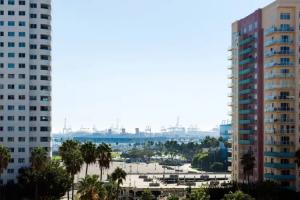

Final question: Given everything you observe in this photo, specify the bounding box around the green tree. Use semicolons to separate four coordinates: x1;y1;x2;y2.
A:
168;194;179;200
190;188;210;200
18;160;72;200
78;175;106;200
80;141;97;177
210;162;225;172
30;147;49;200
110;167;127;199
59;140;84;200
0;145;11;199
224;190;254;200
141;189;154;200
97;143;112;181
241;153;255;184
0;145;11;181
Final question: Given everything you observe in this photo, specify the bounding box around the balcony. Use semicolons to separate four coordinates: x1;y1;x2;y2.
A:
264;151;294;158
239;36;254;46
239;78;254;85
265;73;294;79
265;95;294;101
265;141;294;146
264;173;295;181
239;119;254;124
228;73;233;79
239;109;254;115
239;67;255;76
228;55;233;60
265;84;294;90
264;26;294;36
264;61;294;68
239;99;253;104
264;39;293;47
265;107;294;112
239;57;254;65
265;50;294;57
264;118;294;124
265;129;295;135
228;157;232;162
264;163;295;169
239;129;254;134
239;139;254;145
239;88;253;95
239;47;253;56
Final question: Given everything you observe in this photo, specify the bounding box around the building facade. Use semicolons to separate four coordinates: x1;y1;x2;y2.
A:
0;0;51;184
219;123;232;141
229;0;300;191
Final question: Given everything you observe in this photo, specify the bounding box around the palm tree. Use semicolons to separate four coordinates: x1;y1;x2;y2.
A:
78;175;106;200
59;140;84;200
80;141;97;177
241;152;255;185
97;143;112;181
0;145;11;181
295;149;300;168
111;167;127;199
30;147;49;200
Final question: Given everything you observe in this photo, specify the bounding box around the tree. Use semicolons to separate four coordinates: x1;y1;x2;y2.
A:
0;145;11;199
80;141;97;177
210;162;225;172
110;167;127;199
168;194;179;200
30;147;49;200
97;143;112;181
0;145;11;181
224;191;254;200
18;160;72;200
59;140;84;200
78;175;106;200
240;153;255;184
190;188;210;200
141;189;154;200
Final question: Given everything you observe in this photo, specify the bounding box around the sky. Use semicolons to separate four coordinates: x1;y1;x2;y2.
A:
52;0;274;133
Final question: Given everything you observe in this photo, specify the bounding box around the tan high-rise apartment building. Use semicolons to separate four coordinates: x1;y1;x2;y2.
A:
229;0;300;191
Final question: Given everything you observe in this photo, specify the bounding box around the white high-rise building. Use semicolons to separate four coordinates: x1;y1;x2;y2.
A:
0;0;51;184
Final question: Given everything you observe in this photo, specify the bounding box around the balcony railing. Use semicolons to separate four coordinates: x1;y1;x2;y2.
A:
264;39;293;47
239;139;254;145
264;118;294;123
239;109;254;115
264;173;295;181
239;129;254;134
239;47;253;56
264;163;295;169
239;119;255;124
265;84;294;90
239;99;253;104
265;73;294;79
239;36;254;46
265;107;294;112
264;26;294;36
265;50;294;57
239;88;253;95
265;96;294;101
239;58;254;65
264;151;294;158
265;141;294;146
265;129;295;134
265;61;294;68
239;67;255;76
239;78;254;85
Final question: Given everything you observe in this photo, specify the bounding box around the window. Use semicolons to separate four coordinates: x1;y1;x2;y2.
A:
8;32;15;37
8;21;15;26
7;169;14;174
8;42;15;47
30;3;37;8
19;11;25;16
8;53;15;58
280;13;291;20
18;158;25;163
0;21;3;26
8;11;15;15
19;21;26;26
18;105;25;110
8;63;15;68
18;148;25;153
19;63;25;68
19;32;26;37
19;0;25;5
7;127;14;132
8;0;15;5
30;13;37;18
18;127;25;132
19;42;26;47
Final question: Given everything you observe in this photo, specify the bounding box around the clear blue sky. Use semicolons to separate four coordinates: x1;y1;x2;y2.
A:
52;0;274;133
